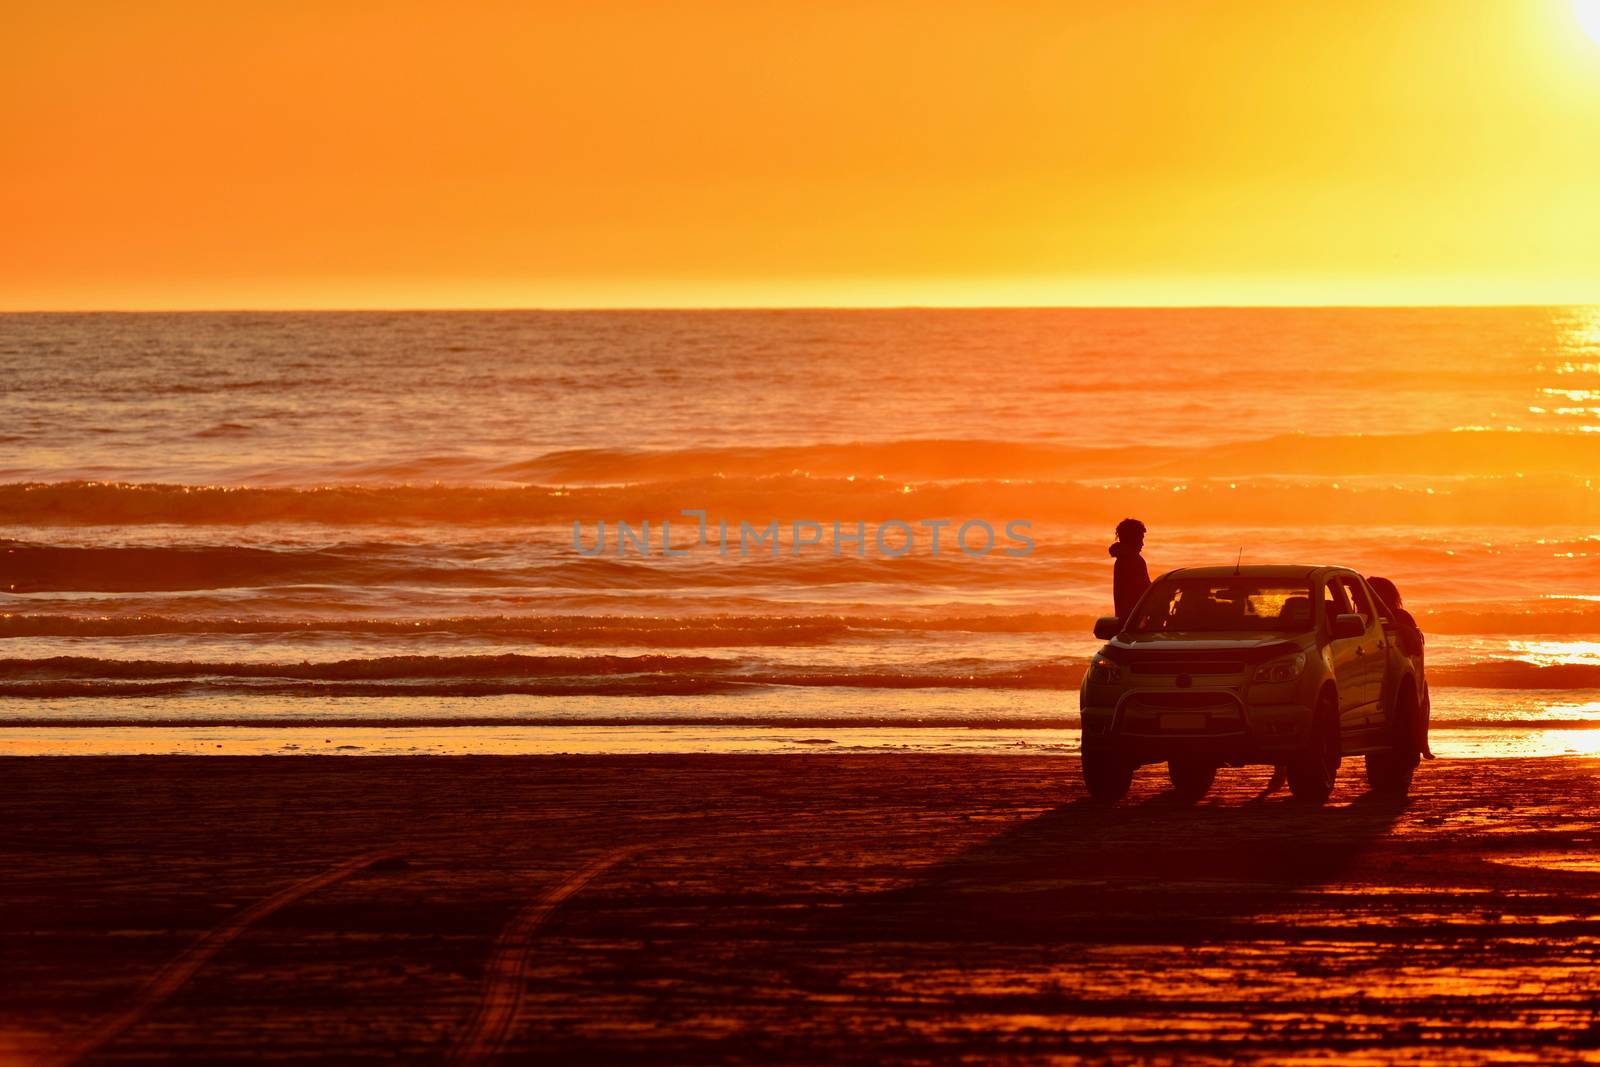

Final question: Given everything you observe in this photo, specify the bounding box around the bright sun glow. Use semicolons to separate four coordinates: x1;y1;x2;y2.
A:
1577;0;1600;46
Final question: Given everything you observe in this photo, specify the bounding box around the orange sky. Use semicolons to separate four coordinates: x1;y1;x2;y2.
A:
5;0;1600;309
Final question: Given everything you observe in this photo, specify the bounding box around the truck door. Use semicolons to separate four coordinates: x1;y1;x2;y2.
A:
1322;579;1367;733
1336;575;1384;723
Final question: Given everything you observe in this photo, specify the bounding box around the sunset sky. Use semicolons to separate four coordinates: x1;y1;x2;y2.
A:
5;0;1600;309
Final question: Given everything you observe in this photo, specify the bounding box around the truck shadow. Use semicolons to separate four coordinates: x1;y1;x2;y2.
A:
823;781;1409;946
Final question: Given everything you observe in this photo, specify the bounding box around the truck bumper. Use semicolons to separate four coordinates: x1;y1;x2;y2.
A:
1081;696;1314;766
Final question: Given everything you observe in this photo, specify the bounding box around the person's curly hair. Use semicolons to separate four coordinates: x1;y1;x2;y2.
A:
1114;517;1146;542
1368;575;1402;609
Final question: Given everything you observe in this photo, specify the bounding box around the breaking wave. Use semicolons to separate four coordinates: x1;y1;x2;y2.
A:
9;607;1600;641
0;612;1091;642
494;430;1600;484
42;429;1598;487
2;654;1598;696
5;474;1599;528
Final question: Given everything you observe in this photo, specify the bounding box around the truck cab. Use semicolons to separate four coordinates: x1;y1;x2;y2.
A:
1078;565;1426;804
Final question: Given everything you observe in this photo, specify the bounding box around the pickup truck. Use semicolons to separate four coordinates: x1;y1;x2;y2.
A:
1079;565;1428;804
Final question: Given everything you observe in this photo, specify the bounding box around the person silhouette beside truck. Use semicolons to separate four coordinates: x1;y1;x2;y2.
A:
1367;575;1434;760
1109;518;1150;622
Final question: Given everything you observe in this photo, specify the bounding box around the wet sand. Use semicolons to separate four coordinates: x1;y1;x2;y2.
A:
4;754;1599;1064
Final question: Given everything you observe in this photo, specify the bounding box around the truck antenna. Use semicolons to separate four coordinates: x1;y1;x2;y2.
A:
1234;547;1243;575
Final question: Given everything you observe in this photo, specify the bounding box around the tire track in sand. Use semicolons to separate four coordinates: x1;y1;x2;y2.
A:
52;847;404;1066
447;846;644;1066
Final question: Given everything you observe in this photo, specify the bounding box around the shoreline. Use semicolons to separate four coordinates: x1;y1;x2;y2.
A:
2;722;1598;758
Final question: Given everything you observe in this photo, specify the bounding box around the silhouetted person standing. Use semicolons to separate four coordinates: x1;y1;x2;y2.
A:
1110;518;1150;621
1367;577;1422;656
1369;575;1434;760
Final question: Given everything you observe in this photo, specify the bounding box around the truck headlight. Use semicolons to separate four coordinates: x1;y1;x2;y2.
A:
1089;653;1124;684
1252;652;1307;684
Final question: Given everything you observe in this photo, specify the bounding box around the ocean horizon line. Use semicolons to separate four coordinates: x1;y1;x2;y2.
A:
4;302;1599;315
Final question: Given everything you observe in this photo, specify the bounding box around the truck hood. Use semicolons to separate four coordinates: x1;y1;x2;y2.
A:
1101;632;1309;662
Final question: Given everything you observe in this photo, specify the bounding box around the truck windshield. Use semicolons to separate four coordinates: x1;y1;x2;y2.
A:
1129;579;1313;633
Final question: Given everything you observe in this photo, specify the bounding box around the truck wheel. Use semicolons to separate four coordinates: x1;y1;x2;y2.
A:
1287;693;1341;805
1366;684;1421;796
1167;758;1216;802
1082;750;1134;803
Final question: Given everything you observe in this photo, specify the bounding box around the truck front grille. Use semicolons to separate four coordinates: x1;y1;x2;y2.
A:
1120;691;1244;735
1130;659;1246;677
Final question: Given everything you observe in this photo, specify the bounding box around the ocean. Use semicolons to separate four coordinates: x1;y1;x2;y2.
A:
3;307;1600;757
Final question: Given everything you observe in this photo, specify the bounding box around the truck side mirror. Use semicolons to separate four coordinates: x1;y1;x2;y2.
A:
1093;616;1122;640
1331;613;1366;639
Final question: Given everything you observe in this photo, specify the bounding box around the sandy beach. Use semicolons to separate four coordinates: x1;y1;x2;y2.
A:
5;754;1599;1064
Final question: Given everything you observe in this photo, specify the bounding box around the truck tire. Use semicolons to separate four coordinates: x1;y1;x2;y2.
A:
1287;692;1341;805
1082;749;1134;803
1168;758;1216;802
1366;682;1420;796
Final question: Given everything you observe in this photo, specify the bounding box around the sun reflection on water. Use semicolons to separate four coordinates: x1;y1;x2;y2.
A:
1504;640;1600;666
1533;308;1600;430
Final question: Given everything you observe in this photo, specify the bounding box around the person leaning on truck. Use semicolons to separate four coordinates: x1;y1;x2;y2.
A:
1109;517;1151;621
1367;574;1435;760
